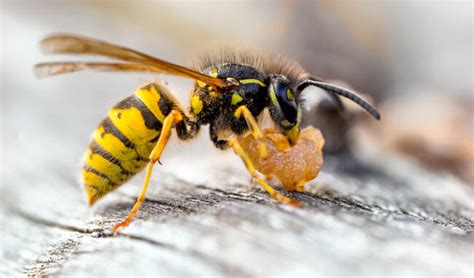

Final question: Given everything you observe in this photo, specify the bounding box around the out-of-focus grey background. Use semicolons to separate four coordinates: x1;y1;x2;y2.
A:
1;1;473;277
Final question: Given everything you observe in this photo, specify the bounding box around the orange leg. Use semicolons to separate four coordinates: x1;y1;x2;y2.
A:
112;110;183;234
228;138;301;207
234;105;267;158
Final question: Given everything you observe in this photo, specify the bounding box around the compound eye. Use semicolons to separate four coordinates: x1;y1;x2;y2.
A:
274;82;298;124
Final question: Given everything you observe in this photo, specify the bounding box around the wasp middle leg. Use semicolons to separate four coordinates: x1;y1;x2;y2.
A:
230;105;300;206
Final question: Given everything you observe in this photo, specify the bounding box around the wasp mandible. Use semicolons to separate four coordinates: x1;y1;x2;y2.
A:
35;34;380;233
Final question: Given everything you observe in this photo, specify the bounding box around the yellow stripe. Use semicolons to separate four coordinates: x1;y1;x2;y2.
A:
108;107;160;147
121;160;147;173
82;169;113;188
84;149;128;185
135;142;157;159
240;79;266;87
135;85;166;122
92;129;145;173
287;89;295;100
82;169;115;206
93;126;137;161
270;85;280;107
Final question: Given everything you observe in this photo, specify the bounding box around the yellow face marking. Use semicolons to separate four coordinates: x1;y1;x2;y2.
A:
191;94;203;114
287;89;295;100
135;86;165;122
108;107;160;146
240;79;267;87
269;85;280;107
84;149;127;184
231;93;244;105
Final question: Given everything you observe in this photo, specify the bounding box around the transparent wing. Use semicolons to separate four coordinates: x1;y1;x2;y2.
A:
37;34;228;87
34;62;175;78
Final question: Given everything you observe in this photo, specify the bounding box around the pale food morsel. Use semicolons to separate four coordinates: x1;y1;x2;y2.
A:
238;127;325;192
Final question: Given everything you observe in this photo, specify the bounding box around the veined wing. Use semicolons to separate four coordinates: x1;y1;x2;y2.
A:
37;34;228;87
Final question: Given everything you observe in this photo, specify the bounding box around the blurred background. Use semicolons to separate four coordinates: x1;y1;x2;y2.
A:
1;0;473;276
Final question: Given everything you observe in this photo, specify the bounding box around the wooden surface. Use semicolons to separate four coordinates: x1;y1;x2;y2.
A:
2;146;473;277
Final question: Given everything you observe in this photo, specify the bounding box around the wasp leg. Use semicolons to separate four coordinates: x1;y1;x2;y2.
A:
234;105;264;139
228;138;301;207
234;105;268;158
210;106;265;151
112;110;183;234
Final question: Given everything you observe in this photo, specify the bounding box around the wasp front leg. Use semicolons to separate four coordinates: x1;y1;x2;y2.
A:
228;138;301;207
234;105;269;159
229;105;300;206
209;105;266;154
234;105;264;139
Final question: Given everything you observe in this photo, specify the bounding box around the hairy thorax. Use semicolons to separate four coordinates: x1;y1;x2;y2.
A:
189;64;268;137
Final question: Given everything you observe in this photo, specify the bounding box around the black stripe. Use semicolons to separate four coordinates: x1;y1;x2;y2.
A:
113;95;163;131
101;117;135;149
157;94;172;117
83;166;118;186
84;184;100;190
89;140;146;173
89;140;122;165
143;84;196;140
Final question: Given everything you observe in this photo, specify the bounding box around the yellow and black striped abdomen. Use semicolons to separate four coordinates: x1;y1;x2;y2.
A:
83;83;175;205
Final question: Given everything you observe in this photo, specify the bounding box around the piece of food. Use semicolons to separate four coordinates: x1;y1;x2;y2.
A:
238;127;325;191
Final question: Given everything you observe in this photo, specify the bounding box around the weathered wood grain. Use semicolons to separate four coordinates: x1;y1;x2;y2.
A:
2;150;473;277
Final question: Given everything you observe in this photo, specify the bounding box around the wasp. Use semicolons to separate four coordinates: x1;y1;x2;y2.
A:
35;34;380;233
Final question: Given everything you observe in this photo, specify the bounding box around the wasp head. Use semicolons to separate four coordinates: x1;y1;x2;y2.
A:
267;75;301;145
